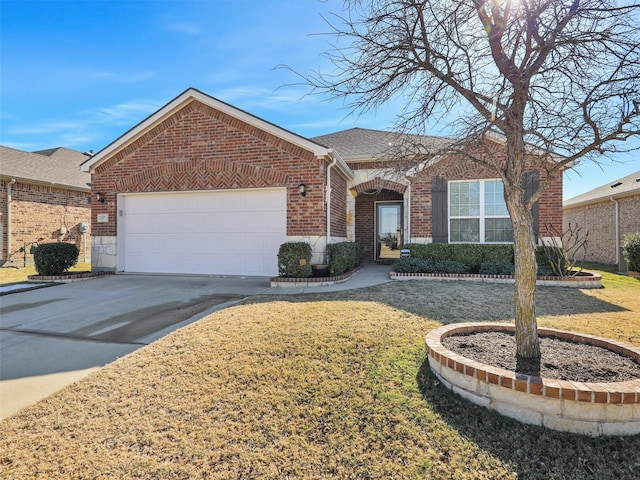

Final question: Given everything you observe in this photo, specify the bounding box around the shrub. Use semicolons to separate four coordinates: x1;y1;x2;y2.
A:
277;242;312;278
622;233;640;272
392;257;470;274
33;242;79;276
535;246;565;276
392;257;431;273
479;260;515;275
403;243;513;272
328;242;362;276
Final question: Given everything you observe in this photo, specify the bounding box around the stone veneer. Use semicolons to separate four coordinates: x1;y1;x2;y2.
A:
426;323;640;436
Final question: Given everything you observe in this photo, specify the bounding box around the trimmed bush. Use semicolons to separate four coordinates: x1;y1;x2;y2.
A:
277;242;312;278
392;258;431;273
622;233;640;272
328;242;362;276
479;260;515;275
33;242;79;276
403;243;514;272
392;257;470;274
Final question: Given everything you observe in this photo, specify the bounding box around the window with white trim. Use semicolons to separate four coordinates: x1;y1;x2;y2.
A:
449;179;513;243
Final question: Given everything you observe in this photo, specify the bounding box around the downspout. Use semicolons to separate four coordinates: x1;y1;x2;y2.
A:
6;178;16;262
325;152;338;263
610;196;619;264
404;179;412;245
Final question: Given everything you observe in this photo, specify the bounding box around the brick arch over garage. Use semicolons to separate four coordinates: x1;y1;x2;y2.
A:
350;177;407;195
114;159;289;193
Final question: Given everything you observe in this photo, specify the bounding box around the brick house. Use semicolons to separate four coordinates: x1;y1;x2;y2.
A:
0;146;92;264
563;170;640;265
81;88;563;276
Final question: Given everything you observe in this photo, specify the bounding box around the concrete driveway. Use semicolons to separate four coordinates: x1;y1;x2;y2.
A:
0;274;274;418
0;266;392;419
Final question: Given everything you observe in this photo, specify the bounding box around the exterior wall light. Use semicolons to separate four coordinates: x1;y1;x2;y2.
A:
96;192;105;203
298;183;307;197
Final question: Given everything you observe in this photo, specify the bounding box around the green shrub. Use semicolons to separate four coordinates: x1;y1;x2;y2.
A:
535;246;565;276
277;242;312;278
33;242;79;276
392;257;470;274
328;242;362;276
403;243;514;272
479;260;515;275
622;233;640;271
392;258;431;273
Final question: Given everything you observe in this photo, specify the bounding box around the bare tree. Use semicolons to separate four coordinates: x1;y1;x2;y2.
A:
297;0;640;363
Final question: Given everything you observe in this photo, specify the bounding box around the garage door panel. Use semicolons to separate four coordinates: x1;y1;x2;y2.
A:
120;189;286;276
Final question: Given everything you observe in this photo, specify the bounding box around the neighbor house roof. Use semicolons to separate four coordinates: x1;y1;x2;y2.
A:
0;145;91;191
563;170;640;209
80;87;354;180
33;147;93;162
312;128;455;162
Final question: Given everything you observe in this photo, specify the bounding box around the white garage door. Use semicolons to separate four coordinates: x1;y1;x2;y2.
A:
118;188;286;276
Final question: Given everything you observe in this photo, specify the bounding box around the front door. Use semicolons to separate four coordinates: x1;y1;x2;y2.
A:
376;202;403;260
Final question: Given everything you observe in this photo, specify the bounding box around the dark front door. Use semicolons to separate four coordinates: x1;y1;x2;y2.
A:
376;202;403;260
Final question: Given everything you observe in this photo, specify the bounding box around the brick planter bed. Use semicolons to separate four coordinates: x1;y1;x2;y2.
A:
270;267;362;288
392;271;602;288
27;271;114;283
426;323;640;436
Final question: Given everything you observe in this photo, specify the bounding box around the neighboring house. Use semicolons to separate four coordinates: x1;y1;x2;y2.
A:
0;146;92;264
563;170;640;265
81;88;564;276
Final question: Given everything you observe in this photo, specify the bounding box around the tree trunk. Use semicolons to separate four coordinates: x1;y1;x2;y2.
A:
504;116;541;368
510;201;541;364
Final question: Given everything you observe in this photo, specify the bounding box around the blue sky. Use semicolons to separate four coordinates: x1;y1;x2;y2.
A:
1;0;638;200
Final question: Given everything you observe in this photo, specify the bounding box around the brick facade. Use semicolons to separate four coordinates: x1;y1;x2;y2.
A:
91;100;346;239
348;151;563;263
564;194;640;264
0;181;91;263
413;155;563;239
330;172;347;237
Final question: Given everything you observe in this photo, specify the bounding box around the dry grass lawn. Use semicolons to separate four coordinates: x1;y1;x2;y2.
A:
1;267;638;479
0;262;92;284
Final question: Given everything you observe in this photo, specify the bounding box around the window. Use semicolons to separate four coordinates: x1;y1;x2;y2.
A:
449;179;513;243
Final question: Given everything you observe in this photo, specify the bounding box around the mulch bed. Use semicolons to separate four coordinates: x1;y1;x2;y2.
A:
443;331;640;382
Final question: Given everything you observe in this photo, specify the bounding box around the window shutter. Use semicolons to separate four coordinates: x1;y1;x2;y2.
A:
522;171;539;242
432;175;448;243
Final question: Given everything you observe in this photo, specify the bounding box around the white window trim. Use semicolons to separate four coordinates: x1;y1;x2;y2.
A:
448;178;512;244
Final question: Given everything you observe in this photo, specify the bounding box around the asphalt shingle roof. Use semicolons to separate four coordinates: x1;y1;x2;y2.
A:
563;169;640;208
311;127;454;161
0;146;91;191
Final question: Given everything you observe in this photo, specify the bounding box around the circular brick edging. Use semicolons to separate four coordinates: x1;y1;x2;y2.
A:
425;323;640;436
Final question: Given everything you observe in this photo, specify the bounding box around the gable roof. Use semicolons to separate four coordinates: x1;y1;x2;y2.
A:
0;145;91;191
563;170;640;209
312;127;454;162
80;88;352;179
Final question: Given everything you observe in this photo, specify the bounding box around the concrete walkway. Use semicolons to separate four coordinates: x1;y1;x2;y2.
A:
0;265;391;419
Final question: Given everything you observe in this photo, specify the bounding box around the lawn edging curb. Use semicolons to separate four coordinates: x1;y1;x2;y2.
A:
27;271;114;283
393;271;602;288
269;266;363;288
426;322;640;436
